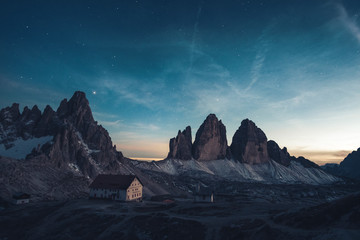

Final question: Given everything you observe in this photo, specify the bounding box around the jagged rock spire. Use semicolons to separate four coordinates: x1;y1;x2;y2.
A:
167;126;192;160
230;119;269;164
192;114;230;160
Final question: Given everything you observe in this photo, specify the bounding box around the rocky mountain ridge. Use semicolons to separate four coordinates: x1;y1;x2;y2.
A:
0;91;123;178
166;113;322;170
0;92;343;202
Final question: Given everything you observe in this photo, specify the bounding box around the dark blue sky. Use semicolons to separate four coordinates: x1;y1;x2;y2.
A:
1;0;360;163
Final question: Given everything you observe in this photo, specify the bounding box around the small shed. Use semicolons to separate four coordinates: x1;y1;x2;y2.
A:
89;174;143;202
12;192;30;204
194;184;214;203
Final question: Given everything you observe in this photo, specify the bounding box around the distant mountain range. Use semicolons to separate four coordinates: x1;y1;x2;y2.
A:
136;113;339;184
0;91;358;201
322;148;360;180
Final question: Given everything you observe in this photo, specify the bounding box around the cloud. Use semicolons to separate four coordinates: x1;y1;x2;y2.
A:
92;111;118;119
289;149;350;165
336;3;360;44
246;52;266;91
245;24;274;91
96;118;160;132
102;78;154;108
266;91;315;111
188;2;204;76
133;123;160;131
0;76;66;109
98;119;124;128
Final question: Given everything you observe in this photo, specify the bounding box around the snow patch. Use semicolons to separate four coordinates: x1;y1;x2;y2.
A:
75;132;100;154
75;131;102;174
25;120;34;125
68;163;81;172
0;136;53;159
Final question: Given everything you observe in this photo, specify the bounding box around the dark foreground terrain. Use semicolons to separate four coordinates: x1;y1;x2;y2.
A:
1;183;360;240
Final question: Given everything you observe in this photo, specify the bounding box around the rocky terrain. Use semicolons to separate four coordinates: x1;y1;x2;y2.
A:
0;183;359;240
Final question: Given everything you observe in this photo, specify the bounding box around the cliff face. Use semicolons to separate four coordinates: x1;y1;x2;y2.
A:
192;114;230;161
167;126;192;160
230;119;269;164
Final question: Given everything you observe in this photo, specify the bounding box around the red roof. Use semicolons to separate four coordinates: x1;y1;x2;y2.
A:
89;174;142;190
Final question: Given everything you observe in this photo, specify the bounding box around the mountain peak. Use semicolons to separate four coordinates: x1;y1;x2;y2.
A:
72;91;87;100
0;103;20;122
167;126;192;160
230;119;269;164
267;140;291;166
206;113;217;120
192;114;230;160
56;91;94;124
0;91;123;178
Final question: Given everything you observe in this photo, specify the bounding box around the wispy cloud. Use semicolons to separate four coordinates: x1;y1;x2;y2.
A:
188;2;204;77
336;3;360;44
245;24;274;91
100;78;156;109
290;149;350;165
96;117;160;132
92;111;118;119
0;76;66;109
266;91;315;111
98;119;124;128
246;51;266;91
133;123;160;131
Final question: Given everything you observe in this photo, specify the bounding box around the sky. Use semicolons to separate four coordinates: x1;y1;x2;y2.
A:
1;0;360;164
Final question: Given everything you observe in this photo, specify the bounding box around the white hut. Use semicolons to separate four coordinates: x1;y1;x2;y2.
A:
12;192;30;204
89;174;143;201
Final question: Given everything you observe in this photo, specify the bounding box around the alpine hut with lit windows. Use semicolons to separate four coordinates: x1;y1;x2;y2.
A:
89;174;143;201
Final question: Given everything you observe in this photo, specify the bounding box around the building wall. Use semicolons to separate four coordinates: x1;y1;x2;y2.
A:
89;188;127;201
126;178;143;201
89;178;143;201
